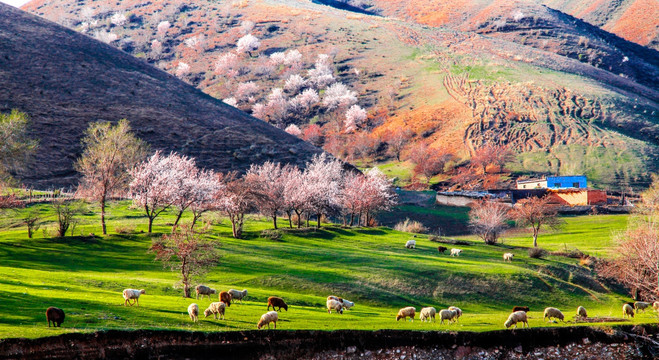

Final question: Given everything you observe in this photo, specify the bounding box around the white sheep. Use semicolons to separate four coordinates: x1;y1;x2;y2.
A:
396;307;416;321
634;301;651;313
623;303;635;318
653;301;659;312
228;289;248;303
326;299;344;314
504;311;529;329
419;307;437;322
543;307;564;322
503;253;514;262
257;311;279;329
341;299;355;310
204;301;226;320
448;306;462;322
405;240;416;249
439;309;458;324
188;303;199;323
195;285;216;300
122;289;146;307
577;306;587;319
327;295;341;302
450;248;462;257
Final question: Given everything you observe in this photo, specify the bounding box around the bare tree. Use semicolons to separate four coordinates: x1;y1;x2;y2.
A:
0;110;38;183
384;128;413;162
471;144;514;175
150;224;219;297
469;200;509;244
407;144;452;184
510;196;561;247
76;119;147;235
52;199;85;237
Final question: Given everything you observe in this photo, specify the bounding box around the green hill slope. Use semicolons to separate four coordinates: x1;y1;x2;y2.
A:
0;201;646;339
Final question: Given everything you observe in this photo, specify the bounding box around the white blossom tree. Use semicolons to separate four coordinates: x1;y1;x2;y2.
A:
157;21;170;39
175;62;190;78
110;13;127;27
284;74;307;94
322;83;357;110
236;34;260;56
284;124;302;137
344;104;367;132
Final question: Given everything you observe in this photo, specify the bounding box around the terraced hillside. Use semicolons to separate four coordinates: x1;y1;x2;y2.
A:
0;3;323;188
18;0;659;188
0;201;645;339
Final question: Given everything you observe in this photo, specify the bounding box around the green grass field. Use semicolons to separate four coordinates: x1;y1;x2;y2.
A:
0;201;653;340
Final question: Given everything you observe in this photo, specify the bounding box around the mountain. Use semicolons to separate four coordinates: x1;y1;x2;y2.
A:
19;0;659;188
0;3;323;188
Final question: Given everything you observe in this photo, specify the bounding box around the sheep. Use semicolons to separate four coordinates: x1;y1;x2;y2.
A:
396;307;416;322
512;306;529;313
267;296;288;312
405;240;416;249
504;311;528;329
327;295;342;302
326;299;344;314
122;289;146;307
219;291;232;307
503;253;514;262
204;301;226;320
543;307;564;322
438;246;447;254
623;303;635;318
634;301;651;313
448;306;462;322
188;303;199;323
577;306;587;319
450;248;462;257
439;309;458;324
419;307;437;322
195;285;216;300
653;301;659;312
341;299;355;310
228;289;248;303
46;307;65;328
257;311;279;329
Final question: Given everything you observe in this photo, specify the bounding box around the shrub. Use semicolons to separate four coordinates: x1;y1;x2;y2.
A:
260;229;282;241
115;225;136;235
579;256;594;267
394;218;428;234
428;235;440;242
528;247;548;259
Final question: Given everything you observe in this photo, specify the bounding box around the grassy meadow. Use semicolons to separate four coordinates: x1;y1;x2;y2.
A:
0;200;653;339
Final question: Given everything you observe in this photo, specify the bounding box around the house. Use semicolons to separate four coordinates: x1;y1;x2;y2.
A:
546;175;587;189
516;178;547;189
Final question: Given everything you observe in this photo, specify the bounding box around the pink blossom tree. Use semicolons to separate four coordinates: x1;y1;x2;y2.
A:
304;153;344;228
214;172;254;238
245;161;289;229
282;165;308;228
157;21;170;39
170;159;222;231
284;124;302;137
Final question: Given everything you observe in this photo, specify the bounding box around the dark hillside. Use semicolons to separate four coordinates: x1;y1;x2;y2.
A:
0;3;322;188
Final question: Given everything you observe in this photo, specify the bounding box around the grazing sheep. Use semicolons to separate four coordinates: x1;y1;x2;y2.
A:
219;291;232;307
419;307;437;322
503;253;514;262
267;296;288;312
46;307;65;328
504;311;528;329
438;246;447;254
653;301;659;312
634;301;651;313
327;295;342;302
512;306;529;313
543;307;565;322
204;301;226;320
188;303;199;323
326;299;344;314
396;307;416;321
448;306;462;322
405;240;416;249
577;306;587;319
195;285;216;300
257;311;279;329
341;299;355;310
450;248;462;257
228;289;248;303
623;303;635;318
122;289;146;307
439;309;458;325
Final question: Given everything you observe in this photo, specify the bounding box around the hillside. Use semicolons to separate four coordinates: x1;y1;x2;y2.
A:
0;200;644;339
18;0;659;188
0;3;323;189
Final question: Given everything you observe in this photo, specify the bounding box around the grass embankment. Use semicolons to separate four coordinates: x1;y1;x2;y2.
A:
0;201;651;339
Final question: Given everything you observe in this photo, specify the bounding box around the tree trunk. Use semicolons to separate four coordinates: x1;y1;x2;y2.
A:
287;211;293;229
295;210;302;228
172;210;184;232
100;197;107;235
349;213;354;227
317;213;321;228
148;217;154;234
27;226;32;239
272;214;278;229
532;226;539;247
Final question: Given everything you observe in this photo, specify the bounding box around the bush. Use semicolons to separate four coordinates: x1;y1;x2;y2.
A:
428;235;440;242
528;247;548;259
260;229;282;241
115;225;136;235
394;218;428;234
